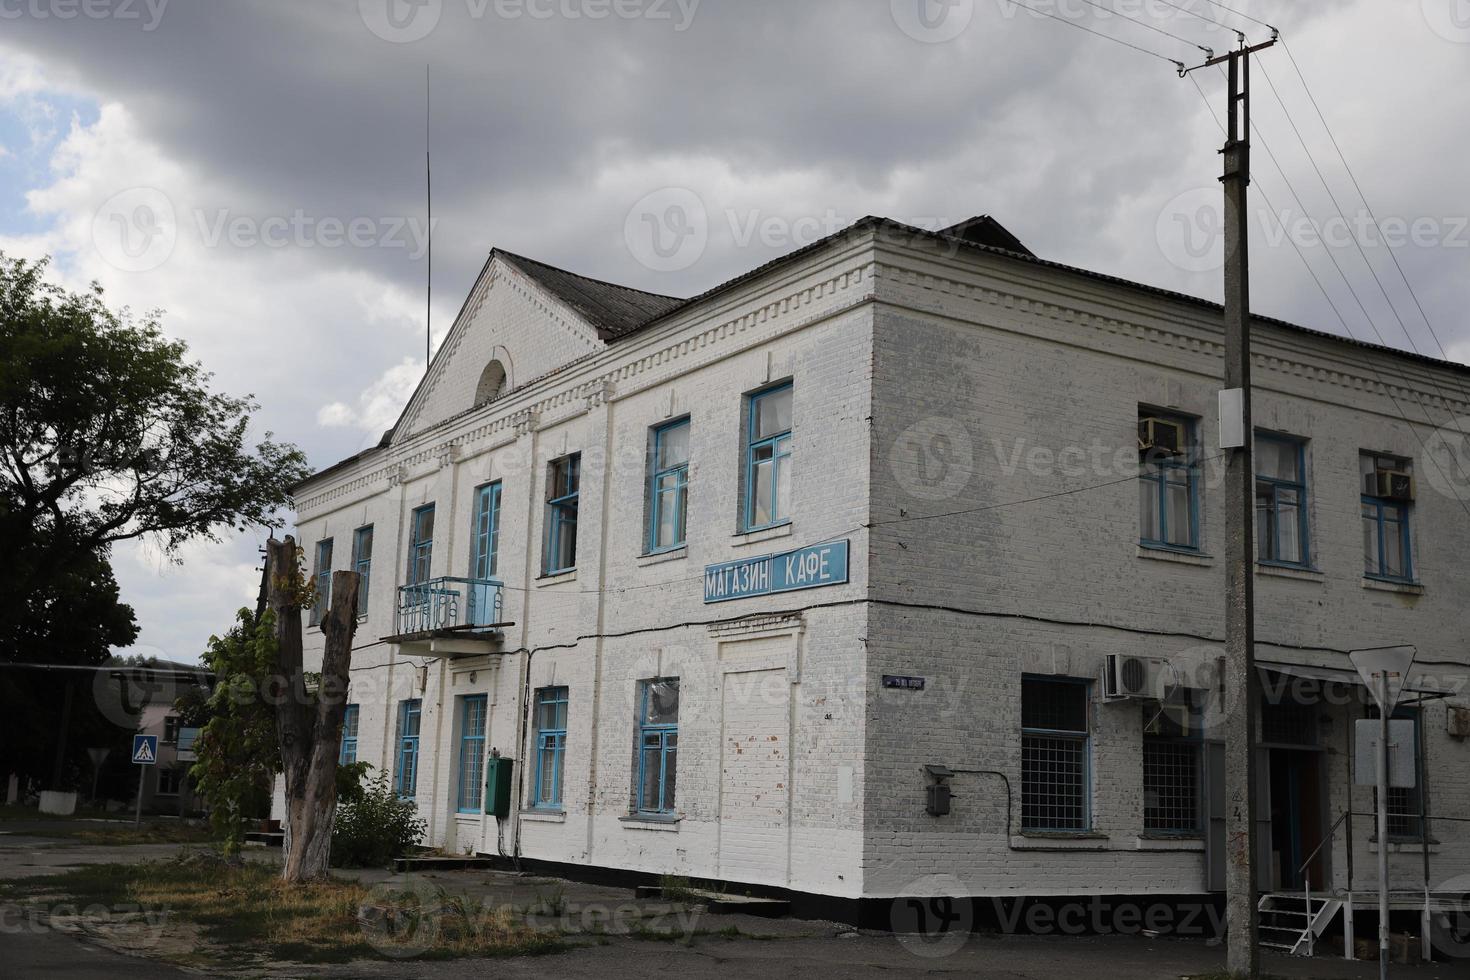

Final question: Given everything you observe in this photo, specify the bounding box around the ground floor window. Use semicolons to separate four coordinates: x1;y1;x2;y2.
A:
1368;705;1424;839
1142;693;1203;833
1021;676;1090;831
457;695;488;813
156;767;184;796
395;699;422;799
534;687;568;809
339;704;359;765
636;678;679;815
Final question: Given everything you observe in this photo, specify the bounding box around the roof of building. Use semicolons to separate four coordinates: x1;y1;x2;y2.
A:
292;213;1469;494
496;249;683;340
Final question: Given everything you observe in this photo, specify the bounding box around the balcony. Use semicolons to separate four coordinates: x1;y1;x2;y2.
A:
387;577;511;655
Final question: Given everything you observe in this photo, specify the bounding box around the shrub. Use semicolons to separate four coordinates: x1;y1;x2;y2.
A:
330;769;425;868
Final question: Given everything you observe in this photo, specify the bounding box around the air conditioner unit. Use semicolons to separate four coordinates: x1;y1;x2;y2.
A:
1367;468;1414;503
1138;417;1185;457
1102;655;1170;701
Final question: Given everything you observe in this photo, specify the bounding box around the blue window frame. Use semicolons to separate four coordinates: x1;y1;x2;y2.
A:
635;678;679;815
457;695;488;813
744;384;793;531
1255;433;1309;567
310;538;333;626
1360;453;1413;581
534;687;568;809
352;526;373;615
1139;411;1200;551
339;705;359;765
649;419;690;553
471;482;502;579
1020;676;1091;832
407;505;435;586
544;455;579;575
394;699;422;799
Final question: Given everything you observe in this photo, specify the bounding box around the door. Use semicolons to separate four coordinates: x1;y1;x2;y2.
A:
718;669;790;886
1205;741;1226;892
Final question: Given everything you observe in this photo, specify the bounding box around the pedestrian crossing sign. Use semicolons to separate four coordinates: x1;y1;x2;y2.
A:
131;734;159;765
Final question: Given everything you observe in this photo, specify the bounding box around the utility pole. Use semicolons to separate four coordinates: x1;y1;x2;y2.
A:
1193;35;1274;978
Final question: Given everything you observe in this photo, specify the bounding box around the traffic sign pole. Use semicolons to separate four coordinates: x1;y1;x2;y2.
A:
134;764;145;828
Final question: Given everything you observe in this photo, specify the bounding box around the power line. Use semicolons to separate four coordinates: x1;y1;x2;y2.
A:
1150;0;1244;36
1000;0;1188;71
1190;71;1470;521
1068;0;1217;56
1197;0;1275;30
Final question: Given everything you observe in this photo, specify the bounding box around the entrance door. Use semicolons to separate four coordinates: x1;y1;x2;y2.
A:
1268;749;1325;890
718;668;790;886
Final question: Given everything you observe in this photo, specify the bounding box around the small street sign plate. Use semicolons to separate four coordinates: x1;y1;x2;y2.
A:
131;734;159;765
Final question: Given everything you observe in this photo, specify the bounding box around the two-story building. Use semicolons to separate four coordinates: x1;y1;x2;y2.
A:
288;215;1470;950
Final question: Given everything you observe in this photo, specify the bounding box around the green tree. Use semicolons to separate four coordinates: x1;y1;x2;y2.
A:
191;608;282;857
0;253;310;787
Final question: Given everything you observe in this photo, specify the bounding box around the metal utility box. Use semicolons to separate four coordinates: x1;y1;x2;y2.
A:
484;756;514;818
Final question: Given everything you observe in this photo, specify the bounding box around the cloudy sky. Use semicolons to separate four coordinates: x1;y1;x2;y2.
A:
1;0;1466;663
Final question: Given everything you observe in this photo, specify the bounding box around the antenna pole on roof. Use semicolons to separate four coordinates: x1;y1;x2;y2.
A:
425;63;432;372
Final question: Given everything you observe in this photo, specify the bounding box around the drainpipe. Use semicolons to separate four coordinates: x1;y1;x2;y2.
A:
508;420;540;862
584;392;617;864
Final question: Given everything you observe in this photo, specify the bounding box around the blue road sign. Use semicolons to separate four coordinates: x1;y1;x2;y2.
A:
131;734;159;765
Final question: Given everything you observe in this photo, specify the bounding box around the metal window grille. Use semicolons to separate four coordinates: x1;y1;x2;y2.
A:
1143;739;1200;833
1262;703;1317;745
1369;706;1425;839
1021;677;1090;831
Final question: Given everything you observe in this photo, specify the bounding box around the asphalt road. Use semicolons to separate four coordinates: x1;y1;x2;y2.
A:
3;918;194;979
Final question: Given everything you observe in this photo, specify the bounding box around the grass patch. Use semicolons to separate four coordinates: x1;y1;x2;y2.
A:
7;854;567;965
71;823;214;846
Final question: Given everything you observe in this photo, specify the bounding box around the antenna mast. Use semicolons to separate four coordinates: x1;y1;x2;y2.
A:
426;64;432;370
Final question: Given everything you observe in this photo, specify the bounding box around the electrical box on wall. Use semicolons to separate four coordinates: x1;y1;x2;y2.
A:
1448;705;1470;739
484;755;514;818
926;782;952;817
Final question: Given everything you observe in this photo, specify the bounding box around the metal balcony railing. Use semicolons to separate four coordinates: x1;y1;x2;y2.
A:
394;577;505;637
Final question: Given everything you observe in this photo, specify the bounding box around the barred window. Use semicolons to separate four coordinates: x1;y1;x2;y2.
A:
1143;692;1203;834
1021;677;1090;831
1368;705;1425;839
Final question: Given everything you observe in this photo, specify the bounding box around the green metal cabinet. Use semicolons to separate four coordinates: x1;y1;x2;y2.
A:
484;756;514;818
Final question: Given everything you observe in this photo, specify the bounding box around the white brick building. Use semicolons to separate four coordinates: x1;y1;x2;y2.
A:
288;216;1470;934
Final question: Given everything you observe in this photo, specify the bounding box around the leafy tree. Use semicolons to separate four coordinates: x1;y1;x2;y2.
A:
0;253;309;787
190;609;282;857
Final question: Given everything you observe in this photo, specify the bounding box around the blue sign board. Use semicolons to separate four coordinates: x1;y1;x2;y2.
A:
704;540;849;603
131;734;159;765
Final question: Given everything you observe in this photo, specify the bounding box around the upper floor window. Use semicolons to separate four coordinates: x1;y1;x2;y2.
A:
407;505;435;586
635;678;679;815
1255;433;1309;567
649;419;690;553
1360;452;1414;581
1139;411;1199;551
544;454;580;575
472;483;503;579
475;359;507;405
352;526;373;615
311;538;334;626
1021;676;1090;832
163;715;180;744
744;383;793;531
339;704;359;765
534;687;569;809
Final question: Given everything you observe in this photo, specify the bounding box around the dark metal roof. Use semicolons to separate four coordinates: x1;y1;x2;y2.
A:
496;249;683;340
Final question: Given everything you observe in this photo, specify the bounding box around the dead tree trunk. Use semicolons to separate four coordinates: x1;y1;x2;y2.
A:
265;536;359;882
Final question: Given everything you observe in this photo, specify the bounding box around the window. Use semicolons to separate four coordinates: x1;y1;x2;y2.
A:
395;699;422;798
534;687;569;809
1361;453;1413;581
339;705;359;765
407;505;435;586
156;767;183;796
163;715;180;745
544;454;580;575
1021;676;1090;831
352;526;373;615
311;538;333;626
1139;411;1200;551
1367;705;1425;839
457;695;488;813
471;483;503;579
744;384;793;531
635;678;679;815
649;419;690;553
1256;434;1309;566
1142;692;1203;834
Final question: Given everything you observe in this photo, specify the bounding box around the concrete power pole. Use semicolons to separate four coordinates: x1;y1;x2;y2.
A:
1210;36;1274;978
